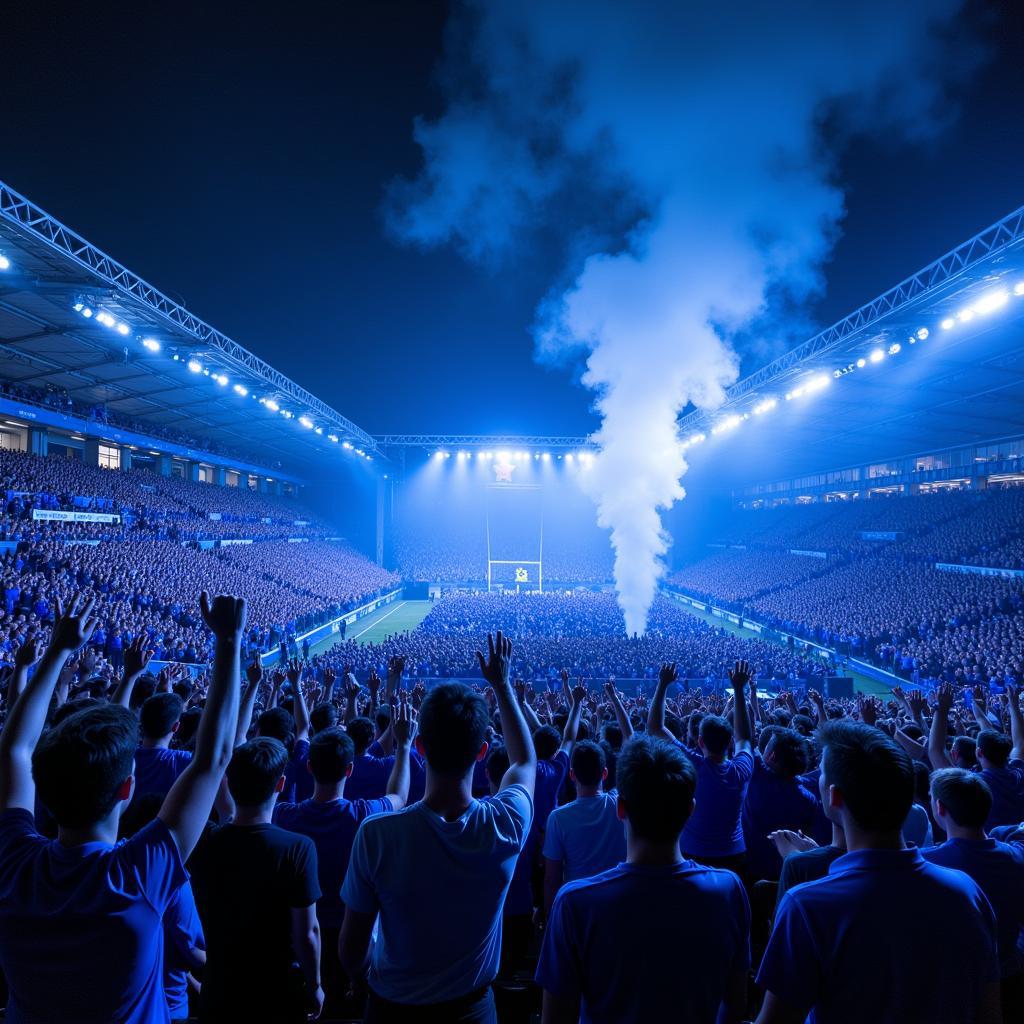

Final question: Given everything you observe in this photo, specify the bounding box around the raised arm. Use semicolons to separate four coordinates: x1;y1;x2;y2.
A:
9;634;44;707
234;657;263;748
383;700;416;810
478;632;536;796
647;663;679;743
288;658;311;743
558;683;586;757
515;679;544;733
0;597;99;812
385;655;405;704
971;685;994;733
343;670;360;724
604;680;634;740
928;682;954;770
159;593;244;860
1006;683;1024;762
729;660;753;755
111;635;154;708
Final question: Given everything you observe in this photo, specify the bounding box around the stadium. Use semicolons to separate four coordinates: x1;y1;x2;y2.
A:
2;4;1024;1024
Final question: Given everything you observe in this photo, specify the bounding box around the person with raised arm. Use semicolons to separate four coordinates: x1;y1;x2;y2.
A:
340;630;535;1023
0;591;243;1024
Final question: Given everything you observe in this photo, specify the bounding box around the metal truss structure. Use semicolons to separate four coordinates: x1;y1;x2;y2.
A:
678;203;1024;432
0;179;377;452
376;434;597;451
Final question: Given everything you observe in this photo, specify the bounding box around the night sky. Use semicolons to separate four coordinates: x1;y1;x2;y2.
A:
3;1;1022;438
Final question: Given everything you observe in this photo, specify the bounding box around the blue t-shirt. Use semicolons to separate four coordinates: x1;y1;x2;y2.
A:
742;757;818;881
283;738;312;803
981;761;1024;830
342;784;533;1004
533;751;569;839
0;809;187;1024
680;748;754;858
537;861;750;1024
134;747;193;800
922;837;1024;977
274;796;392;929
163;881;204;1020
542;792;626;883
758;847;1000;1023
346;752;396;801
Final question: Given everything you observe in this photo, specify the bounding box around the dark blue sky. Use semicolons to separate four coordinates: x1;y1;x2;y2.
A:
3;1;1022;438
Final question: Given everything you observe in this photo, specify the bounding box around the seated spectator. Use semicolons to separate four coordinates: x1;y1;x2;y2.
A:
340;632;535;1023
756;720;1001;1023
536;733;750;1023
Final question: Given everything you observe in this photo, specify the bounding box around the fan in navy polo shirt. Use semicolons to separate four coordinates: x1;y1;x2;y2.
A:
922;767;1024;1017
756;721;1001;1024
537;734;750;1024
0;592;245;1024
134;693;192;799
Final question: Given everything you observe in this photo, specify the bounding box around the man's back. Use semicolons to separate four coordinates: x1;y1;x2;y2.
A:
543;791;625;883
680;748;753;858
922;837;1024;977
274;796;390;930
342;784;532;1005
758;848;999;1023
982;762;1024;829
133;746;192;800
189;822;319;1016
537;861;750;1024
0;809;184;1024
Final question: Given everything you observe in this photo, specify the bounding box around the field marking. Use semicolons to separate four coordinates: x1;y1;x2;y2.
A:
351;601;408;640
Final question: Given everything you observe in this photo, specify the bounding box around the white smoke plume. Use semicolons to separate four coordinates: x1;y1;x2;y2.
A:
388;1;979;634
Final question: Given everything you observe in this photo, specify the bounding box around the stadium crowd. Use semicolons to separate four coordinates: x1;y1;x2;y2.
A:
0;594;1021;1023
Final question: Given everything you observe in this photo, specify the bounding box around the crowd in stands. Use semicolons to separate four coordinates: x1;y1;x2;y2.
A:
1;592;1022;1023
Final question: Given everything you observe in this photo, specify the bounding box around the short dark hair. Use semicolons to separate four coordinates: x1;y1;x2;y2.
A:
33;704;138;827
570;740;606;787
310;702;338;735
257;707;295;752
952;735;977;768
486;745;510;786
49;695;100;727
418;682;489;776
617;735;696;842
931;767;992;829
533;725;559;761
820;720;913;831
699;715;732;757
765;729;808;779
346;717;375;756
375;708;391;733
308;728;355;785
977;730;1012;768
226;737;289;805
128;674;157;711
139;694;183;740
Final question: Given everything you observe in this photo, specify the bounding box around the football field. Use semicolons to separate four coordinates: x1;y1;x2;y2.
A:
306;599;433;656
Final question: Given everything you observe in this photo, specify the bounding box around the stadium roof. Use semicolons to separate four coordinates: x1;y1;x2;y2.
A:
680;204;1024;487
0;180;381;475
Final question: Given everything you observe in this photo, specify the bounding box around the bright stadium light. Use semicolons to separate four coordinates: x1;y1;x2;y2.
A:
96;312;114;327
958;307;975;323
869;349;885;363
315;427;323;435
0;255;10;271
712;414;743;434
689;432;705;445
753;398;777;415
565;453;574;462
327;433;339;442
299;416;314;429
457;451;468;461
916;327;929;341
264;399;279;412
941;318;955;330
856;358;866;368
972;289;1009;315
281;409;294;419
434;451;445;459
142;338;161;352
542;452;551;461
233;384;248;396
187;359;203;373
116;323;130;336
73;302;84;312
888;343;901;355
343;441;353;450
215;374;229;386
1015;281;1024;296
81;307;93;318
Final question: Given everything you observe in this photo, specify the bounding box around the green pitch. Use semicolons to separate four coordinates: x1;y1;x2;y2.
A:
305;600;434;656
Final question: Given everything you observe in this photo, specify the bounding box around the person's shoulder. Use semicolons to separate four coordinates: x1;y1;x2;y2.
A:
556;864;629;904
0;807;46;854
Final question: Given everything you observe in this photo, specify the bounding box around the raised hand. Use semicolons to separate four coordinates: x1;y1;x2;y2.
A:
367;669;381;701
199;592;247;640
514;678;527;703
392;700;418;747
907;689;927;717
386;655;406;689
857;695;878;726
659;663;678;688
13;634;43;670
246;657;264;688
571;681;587;704
344;673;361;700
123;634;154;681
476;631;513;690
972;684;987;711
49;596;100;654
728;660;751;691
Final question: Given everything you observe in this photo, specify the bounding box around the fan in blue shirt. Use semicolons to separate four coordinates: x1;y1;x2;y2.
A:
133;693;193;800
756;720;1001;1024
0;591;248;1024
922;766;1024;1018
537;726;751;1024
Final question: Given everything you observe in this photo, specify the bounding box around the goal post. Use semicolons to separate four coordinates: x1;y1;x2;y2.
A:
485;483;544;592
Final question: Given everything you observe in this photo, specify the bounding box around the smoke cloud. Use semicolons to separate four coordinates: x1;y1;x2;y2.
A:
388;1;977;634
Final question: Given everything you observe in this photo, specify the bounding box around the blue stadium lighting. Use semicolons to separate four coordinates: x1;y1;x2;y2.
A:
280;409;294;419
299;416;314;429
81;307;93;318
712;414;743;434
142;338;160;352
73;302;84;312
941;317;955;330
327;433;339;442
233;383;248;396
457;451;468;460
214;374;229;386
116;323;130;336
916;327;929;341
542;452;551;461
187;359;203;373
972;289;1009;315
315;427;323;435
958;307;975;323
752;398;777;415
1015;282;1024;296
857;358;866;368
888;343;901;355
96;311;114;327
565;452;574;462
343;441;353;449
264;398;280;412
869;348;885;363
0;254;10;271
